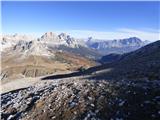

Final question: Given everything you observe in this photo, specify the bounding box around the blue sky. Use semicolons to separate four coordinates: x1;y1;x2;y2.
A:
2;1;160;40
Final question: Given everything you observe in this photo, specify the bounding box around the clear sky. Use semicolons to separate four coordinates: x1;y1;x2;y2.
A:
2;1;160;41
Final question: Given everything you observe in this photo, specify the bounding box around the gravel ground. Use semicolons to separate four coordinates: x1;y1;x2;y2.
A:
1;78;160;120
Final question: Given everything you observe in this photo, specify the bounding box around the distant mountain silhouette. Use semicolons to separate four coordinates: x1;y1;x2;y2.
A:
87;37;149;54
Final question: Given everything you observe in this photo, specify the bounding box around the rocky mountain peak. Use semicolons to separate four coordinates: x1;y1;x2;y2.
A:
87;37;93;42
58;33;78;47
1;34;35;51
40;32;79;48
58;33;68;39
12;40;53;56
119;37;142;45
41;32;57;40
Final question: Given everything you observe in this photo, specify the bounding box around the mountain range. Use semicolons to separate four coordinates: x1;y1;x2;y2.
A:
1;32;97;80
1;32;152;80
2;32;150;55
86;37;150;54
1;38;160;120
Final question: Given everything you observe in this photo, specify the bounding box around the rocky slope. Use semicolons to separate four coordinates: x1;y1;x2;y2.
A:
1;77;160;120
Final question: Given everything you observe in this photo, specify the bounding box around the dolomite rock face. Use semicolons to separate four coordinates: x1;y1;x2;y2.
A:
13;40;53;56
40;32;79;48
1;34;36;51
1;32;81;53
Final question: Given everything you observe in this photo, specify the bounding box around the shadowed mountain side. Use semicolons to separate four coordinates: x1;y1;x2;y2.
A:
88;40;160;80
99;53;122;64
42;40;160;81
41;63;113;80
41;71;83;80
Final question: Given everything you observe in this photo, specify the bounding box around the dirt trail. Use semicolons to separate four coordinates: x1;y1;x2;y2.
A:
1;77;40;94
1;71;76;94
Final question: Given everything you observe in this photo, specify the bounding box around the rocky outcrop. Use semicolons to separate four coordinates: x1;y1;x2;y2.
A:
1;34;36;51
13;40;53;56
40;32;79;48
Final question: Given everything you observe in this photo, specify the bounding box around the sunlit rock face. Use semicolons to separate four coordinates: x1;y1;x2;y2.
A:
40;32;79;48
1;34;36;51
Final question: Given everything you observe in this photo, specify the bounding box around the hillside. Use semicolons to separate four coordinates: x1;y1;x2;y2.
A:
99;53;122;63
1;51;95;80
2;76;160;120
87;40;160;80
